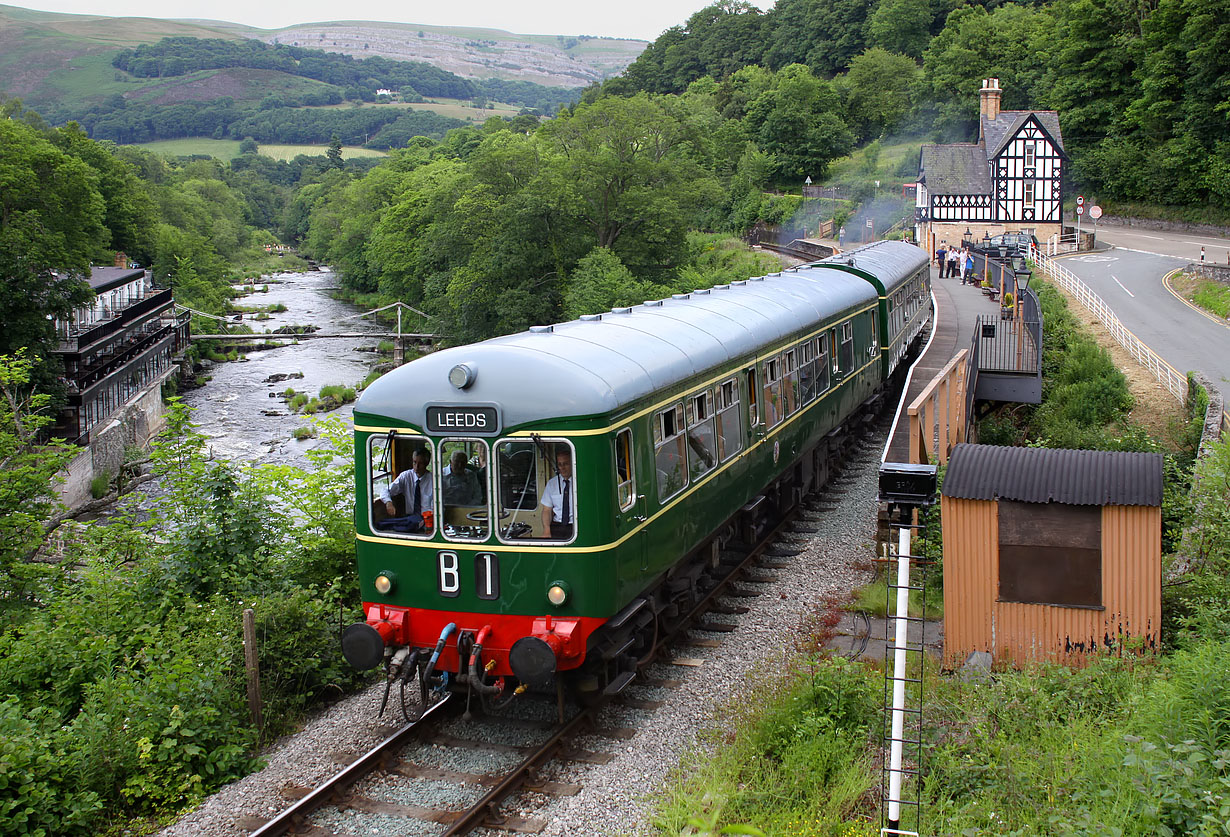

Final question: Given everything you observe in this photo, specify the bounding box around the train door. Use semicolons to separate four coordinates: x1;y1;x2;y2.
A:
614;427;648;572
744;366;761;441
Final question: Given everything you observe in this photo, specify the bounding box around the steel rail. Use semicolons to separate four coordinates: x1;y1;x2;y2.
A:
248;693;455;837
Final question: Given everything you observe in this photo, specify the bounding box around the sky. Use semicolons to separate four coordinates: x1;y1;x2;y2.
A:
16;1;776;42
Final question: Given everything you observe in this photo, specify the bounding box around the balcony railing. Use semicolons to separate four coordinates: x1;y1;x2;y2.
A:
57;288;174;352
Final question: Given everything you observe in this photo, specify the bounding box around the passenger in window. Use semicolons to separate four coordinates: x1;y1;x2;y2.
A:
443;450;483;506
379;448;433;532
540;449;574;540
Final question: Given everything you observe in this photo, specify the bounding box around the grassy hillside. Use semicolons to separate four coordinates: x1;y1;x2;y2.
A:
0;4;642;120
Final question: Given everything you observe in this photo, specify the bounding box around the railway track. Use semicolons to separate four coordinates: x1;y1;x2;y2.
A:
247;420;884;837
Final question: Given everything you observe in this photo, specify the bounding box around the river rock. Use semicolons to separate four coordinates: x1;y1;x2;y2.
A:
263;372;305;384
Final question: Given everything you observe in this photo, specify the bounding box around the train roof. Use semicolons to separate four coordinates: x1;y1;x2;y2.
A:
356;261;880;432
814;240;930;296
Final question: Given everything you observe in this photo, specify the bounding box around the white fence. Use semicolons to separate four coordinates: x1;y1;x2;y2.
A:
1029;247;1189;404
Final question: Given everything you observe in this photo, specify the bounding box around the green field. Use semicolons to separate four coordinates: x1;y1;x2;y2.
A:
312;97;521;120
136;139;388;161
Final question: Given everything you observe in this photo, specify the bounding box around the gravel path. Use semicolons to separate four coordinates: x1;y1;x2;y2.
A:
155;430;886;837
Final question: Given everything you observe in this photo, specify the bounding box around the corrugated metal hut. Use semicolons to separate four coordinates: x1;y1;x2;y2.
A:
940;443;1164;668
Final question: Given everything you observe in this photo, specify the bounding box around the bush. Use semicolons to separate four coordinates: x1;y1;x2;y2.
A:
291;426;315;440
0;700;103;835
89;471;112;500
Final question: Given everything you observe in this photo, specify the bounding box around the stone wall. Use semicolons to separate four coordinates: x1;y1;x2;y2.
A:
56;366;176;510
1188;263;1230;286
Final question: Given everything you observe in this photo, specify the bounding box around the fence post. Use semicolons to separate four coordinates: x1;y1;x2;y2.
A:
243;608;263;731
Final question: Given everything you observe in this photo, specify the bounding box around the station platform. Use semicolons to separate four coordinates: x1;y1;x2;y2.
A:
883;265;1003;463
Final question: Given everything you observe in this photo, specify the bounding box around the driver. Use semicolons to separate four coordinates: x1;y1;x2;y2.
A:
442;450;483;506
540;448;574;540
379;448;433;531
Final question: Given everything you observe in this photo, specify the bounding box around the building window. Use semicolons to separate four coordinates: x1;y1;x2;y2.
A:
1023;180;1036;209
997;500;1102;608
1024;143;1035;169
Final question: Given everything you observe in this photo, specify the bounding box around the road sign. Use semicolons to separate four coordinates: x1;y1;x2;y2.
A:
1077;195;1085;206
1076;205;1084;216
1090;205;1103;220
804;176;812;185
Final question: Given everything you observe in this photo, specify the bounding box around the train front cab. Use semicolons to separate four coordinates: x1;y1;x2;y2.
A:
349;426;625;691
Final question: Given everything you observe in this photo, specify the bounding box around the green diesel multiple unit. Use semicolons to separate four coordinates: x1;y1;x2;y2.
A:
343;241;931;702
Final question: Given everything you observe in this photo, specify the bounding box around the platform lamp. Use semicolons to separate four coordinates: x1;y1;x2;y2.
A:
963;227;972;248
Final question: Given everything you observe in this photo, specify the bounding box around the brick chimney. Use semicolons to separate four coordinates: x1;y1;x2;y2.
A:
979;78;1002;139
114;252;128;268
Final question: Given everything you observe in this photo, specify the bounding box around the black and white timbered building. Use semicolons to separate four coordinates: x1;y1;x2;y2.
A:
915;78;1066;255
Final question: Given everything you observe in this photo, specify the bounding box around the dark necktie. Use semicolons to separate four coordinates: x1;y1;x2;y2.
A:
561;479;570;525
412;476;422;515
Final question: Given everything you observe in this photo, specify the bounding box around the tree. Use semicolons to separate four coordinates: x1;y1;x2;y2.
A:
0;119;104;376
239;136;259;155
562;247;663;318
839;48;921;140
541;94;721;275
326;134;344;169
867;0;939;59
0;351;77;612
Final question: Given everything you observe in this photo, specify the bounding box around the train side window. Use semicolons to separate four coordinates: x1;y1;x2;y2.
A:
440;439;489;542
686;390;717;481
782;349;799;415
839;322;854;373
762;356;782;428
369;433;434;538
715;378;742;461
817;333;831;392
799;340;817;404
654;404;688;502
829;327;841;375
494;439;575;543
615;428;635;512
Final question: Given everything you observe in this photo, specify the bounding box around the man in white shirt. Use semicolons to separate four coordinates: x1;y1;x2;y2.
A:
380;448;433;530
539;449;574;540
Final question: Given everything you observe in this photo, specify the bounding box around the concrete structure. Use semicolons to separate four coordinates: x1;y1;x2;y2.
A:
940;444;1163;669
915;79;1066;257
50;260;190;508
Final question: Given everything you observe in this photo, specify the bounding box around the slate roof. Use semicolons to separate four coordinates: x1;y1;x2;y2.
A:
919;144;992;196
982;110;1065;159
941;444;1164;507
86;266;145;292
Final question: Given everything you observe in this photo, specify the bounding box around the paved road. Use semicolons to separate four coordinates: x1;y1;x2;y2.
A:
1056;228;1230;390
1088;223;1230;264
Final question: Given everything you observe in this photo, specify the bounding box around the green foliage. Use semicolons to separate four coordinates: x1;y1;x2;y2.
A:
0;352;76;616
0;700;103;836
88;471;112;500
1191;281;1230;320
562;247;664;319
0;405;363;829
654;656;880;835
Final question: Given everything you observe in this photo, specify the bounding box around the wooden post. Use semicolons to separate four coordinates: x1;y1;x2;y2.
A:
243;608;263;731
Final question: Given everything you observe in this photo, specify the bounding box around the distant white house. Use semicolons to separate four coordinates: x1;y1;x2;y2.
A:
375;88;395;98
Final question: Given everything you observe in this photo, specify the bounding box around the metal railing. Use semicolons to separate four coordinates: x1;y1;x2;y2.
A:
1029;247;1188;403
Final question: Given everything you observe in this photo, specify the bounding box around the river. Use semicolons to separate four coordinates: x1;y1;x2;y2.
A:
182;267;382;466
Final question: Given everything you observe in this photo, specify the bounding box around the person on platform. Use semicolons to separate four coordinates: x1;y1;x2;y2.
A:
540;448;575;540
379;448;433;531
947;247;960;279
964;250;975;285
442;449;483;506
935;243;947;275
